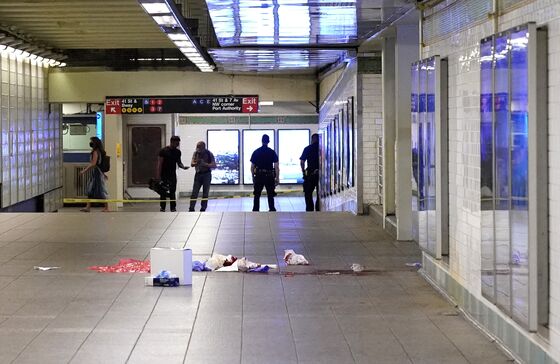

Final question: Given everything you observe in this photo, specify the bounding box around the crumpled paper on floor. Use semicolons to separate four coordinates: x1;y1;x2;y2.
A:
88;258;151;273
283;249;309;265
351;263;364;272
34;266;60;271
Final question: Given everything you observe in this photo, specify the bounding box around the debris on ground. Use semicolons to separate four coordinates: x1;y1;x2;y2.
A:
284;249;309;265
195;254;277;273
192;261;211;271
88;258;151;273
33;266;61;271
405;262;422;269
350;263;364;273
145;270;180;286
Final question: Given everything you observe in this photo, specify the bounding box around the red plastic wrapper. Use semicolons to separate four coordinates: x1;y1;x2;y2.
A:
88;258;151;273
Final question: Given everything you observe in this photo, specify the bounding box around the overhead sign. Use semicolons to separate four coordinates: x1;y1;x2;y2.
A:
105;96;259;114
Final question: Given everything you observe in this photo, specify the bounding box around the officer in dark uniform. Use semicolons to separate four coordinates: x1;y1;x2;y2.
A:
250;134;279;212
300;133;320;211
156;136;189;212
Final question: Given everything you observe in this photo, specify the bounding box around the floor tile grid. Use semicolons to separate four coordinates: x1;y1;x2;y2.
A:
4;271;135;363
126;275;209;364
66;275;164;363
3;213;187;363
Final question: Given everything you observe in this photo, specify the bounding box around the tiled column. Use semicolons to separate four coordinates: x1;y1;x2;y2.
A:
394;23;419;241
382;37;396;225
105;113;124;211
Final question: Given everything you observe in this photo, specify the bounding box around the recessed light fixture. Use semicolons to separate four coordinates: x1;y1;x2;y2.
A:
140;2;170;14
138;0;215;72
259;101;274;106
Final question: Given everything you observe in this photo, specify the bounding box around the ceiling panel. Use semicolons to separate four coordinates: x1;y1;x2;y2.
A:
209;48;347;73
0;0;173;49
206;0;358;46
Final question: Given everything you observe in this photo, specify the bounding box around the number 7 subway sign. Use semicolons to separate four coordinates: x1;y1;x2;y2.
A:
242;97;258;113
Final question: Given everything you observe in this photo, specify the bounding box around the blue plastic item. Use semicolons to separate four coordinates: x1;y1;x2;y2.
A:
192;261;210;271
248;265;270;273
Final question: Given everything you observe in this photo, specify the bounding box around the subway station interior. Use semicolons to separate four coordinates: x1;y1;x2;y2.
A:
0;0;559;363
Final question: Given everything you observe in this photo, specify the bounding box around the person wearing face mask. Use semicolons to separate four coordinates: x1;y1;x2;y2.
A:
189;141;216;212
156;136;189;212
80;137;108;212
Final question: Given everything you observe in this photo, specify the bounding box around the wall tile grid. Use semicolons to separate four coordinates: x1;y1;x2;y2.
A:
360;74;383;205
0;53;62;210
423;0;560;361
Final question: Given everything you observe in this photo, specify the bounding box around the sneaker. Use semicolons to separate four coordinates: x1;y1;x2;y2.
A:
200;209;206;212
170;209;177;212
269;208;277;212
160;208;165;212
188;208;195;212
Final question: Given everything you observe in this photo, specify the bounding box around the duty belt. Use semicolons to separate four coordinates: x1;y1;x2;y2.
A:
255;169;275;177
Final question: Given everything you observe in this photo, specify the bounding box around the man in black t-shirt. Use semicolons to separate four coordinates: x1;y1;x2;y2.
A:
250;134;279;212
300;133;320;211
189;141;216;212
156;136;188;212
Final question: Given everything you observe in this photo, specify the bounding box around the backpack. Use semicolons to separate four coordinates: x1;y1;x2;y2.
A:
99;154;111;173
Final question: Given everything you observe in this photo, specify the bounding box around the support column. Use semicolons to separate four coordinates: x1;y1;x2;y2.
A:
394;24;419;241
104;113;123;211
382;37;396;227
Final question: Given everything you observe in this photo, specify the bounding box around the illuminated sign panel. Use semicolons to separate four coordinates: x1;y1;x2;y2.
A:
207;130;240;185
105;96;259;114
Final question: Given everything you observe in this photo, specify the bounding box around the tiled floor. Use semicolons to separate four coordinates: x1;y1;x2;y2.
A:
62;196;307;213
0;212;512;363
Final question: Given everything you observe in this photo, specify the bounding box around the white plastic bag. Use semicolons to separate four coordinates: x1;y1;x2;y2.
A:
205;254;228;271
283;249;309;265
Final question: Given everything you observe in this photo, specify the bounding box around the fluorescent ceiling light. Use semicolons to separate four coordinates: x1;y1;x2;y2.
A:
259;101;274;106
174;41;193;48
153;15;177;26
36;56;43;62
14;49;23;56
21;51;30;58
140;2;170;14
137;0;214;73
60;62;67;67
29;54;38;60
168;33;190;41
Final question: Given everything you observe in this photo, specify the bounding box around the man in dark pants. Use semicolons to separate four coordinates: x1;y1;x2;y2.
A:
250;134;279;212
189;141;216;212
300;133;320;211
156;136;189;212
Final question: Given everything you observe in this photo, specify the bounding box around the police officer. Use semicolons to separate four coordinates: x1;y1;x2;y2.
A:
300;133;320;211
156;136;189;212
250;134;279;212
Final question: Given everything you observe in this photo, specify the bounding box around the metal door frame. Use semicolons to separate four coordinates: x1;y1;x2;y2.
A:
126;124;165;187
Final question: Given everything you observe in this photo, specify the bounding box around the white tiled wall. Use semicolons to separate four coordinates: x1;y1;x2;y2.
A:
422;0;560;360
360;74;383;205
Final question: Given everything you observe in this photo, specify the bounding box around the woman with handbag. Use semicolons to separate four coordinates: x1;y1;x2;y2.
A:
80;137;109;212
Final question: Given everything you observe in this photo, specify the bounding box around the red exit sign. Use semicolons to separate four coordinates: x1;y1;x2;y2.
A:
242;97;258;113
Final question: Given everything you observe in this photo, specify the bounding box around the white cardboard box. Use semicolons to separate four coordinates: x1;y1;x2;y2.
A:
150;248;192;285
